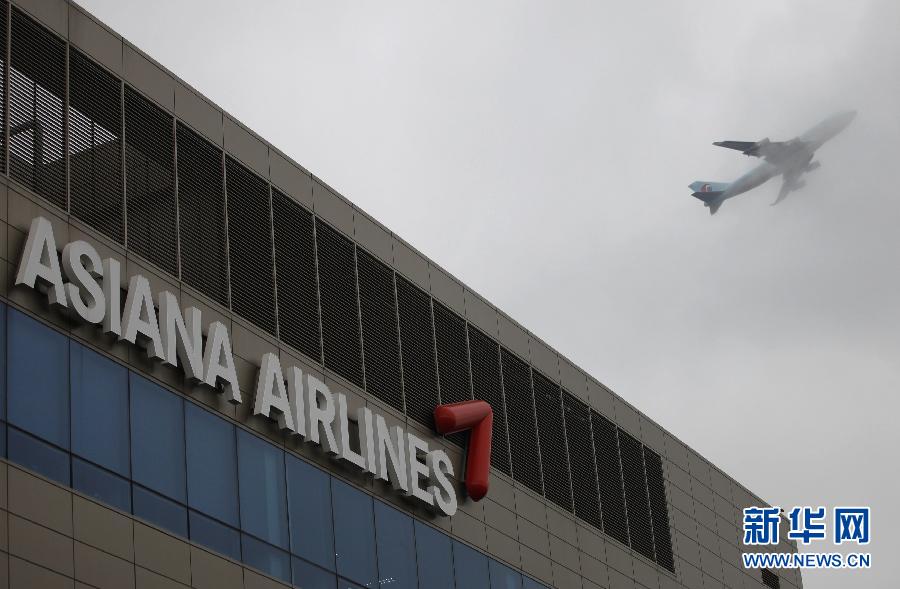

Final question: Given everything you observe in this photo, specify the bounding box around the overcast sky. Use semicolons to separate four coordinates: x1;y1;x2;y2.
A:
79;1;898;586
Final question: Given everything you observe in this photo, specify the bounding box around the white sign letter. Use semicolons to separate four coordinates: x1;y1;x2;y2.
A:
203;321;241;404
15;216;67;306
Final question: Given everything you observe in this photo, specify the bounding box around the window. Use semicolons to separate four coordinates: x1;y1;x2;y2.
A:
522;577;548;589
133;485;187;537
73;458;131;512
415;521;453;589
332;479;377;587
242;534;291;584
190;510;240;561
8;310;69;448
71;343;129;475
374;502;416;589
186;403;239;527
489;560;522;589
7;427;69;485
237;429;289;549
453;541;489;589
0;303;6;421
130;374;186;501
292;557;337;589
287;455;335;570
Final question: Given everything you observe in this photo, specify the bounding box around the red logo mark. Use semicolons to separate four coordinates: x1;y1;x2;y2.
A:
433;400;493;501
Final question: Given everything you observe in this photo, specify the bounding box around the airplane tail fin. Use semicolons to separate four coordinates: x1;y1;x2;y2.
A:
689;181;728;214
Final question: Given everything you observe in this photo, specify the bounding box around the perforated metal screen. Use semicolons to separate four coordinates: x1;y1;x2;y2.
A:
468;325;511;476
357;248;403;412
396;275;439;428
501;348;543;495
533;370;573;512
563;391;601;528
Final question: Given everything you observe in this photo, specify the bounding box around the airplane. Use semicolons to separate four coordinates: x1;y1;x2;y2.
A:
689;110;857;214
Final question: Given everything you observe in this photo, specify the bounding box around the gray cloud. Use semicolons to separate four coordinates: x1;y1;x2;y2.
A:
81;1;899;586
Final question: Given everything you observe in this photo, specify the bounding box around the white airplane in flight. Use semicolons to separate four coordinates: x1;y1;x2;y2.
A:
689;110;857;214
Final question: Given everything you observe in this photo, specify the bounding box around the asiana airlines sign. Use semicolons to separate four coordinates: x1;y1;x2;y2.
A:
12;216;495;517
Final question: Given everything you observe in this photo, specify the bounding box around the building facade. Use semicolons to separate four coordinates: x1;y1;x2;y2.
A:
0;1;803;588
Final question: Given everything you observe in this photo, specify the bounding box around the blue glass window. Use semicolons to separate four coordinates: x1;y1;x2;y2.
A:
454;540;490;589
130;374;186;501
522;577;548;589
332;479;377;587
292;557;337;589
338;580;369;589
242;534;291;583
133;484;188;536
374;502;416;589
190;510;241;561
73;457;131;512
0;302;6;421
186;403;239;526
71;344;129;475
489;560;522;589
415;521;453;589
237;429;288;549
287;454;335;570
8;311;69;447
8;427;69;484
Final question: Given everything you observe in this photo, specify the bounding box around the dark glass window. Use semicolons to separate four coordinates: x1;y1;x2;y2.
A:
332;479;377;587
8;310;69;448
130;374;186;501
133;485;188;537
453;541;490;589
415;521;453;589
292;557;337;589
189;510;240;561
242;534;291;583
238;429;289;549
8;427;69;484
287;455;335;570
374;502;416;589
489;560;522;589
73;458;131;512
71;343;129;475
186;403;239;527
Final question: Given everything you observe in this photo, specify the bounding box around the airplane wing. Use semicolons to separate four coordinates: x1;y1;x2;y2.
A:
714;138;808;166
